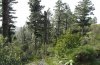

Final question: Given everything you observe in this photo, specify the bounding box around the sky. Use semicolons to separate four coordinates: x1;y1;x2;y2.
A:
13;0;100;27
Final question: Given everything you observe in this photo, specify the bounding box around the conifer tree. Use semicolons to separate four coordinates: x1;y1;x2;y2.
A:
28;0;53;57
2;0;17;42
75;0;95;35
28;0;44;55
54;0;72;40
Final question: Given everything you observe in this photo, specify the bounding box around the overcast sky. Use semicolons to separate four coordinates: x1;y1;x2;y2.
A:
14;0;100;27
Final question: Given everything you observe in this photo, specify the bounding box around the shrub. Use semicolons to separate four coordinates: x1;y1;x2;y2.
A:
0;35;22;65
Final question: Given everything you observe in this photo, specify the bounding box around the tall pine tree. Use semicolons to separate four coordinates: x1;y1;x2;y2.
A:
2;0;17;42
28;0;44;55
75;0;95;35
53;0;72;40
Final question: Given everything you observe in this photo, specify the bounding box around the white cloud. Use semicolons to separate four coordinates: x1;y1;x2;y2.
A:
14;0;30;27
91;0;100;24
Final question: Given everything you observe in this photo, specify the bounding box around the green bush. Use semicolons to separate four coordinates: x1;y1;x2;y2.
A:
73;45;100;65
55;31;80;58
0;35;22;65
74;47;96;64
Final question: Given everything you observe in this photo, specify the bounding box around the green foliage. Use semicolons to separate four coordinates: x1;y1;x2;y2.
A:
45;57;59;65
16;27;36;63
75;0;95;35
51;23;100;65
2;0;17;42
90;24;100;43
55;30;80;58
74;46;96;63
54;41;100;65
54;0;73;37
1;0;99;65
73;44;100;65
0;35;22;65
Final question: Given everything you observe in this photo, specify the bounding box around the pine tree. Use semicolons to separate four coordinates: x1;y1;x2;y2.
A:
28;0;44;55
53;0;72;40
2;0;17;42
54;0;63;37
75;0;95;35
0;0;2;34
62;4;72;30
43;10;52;56
28;0;53;57
0;0;2;16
